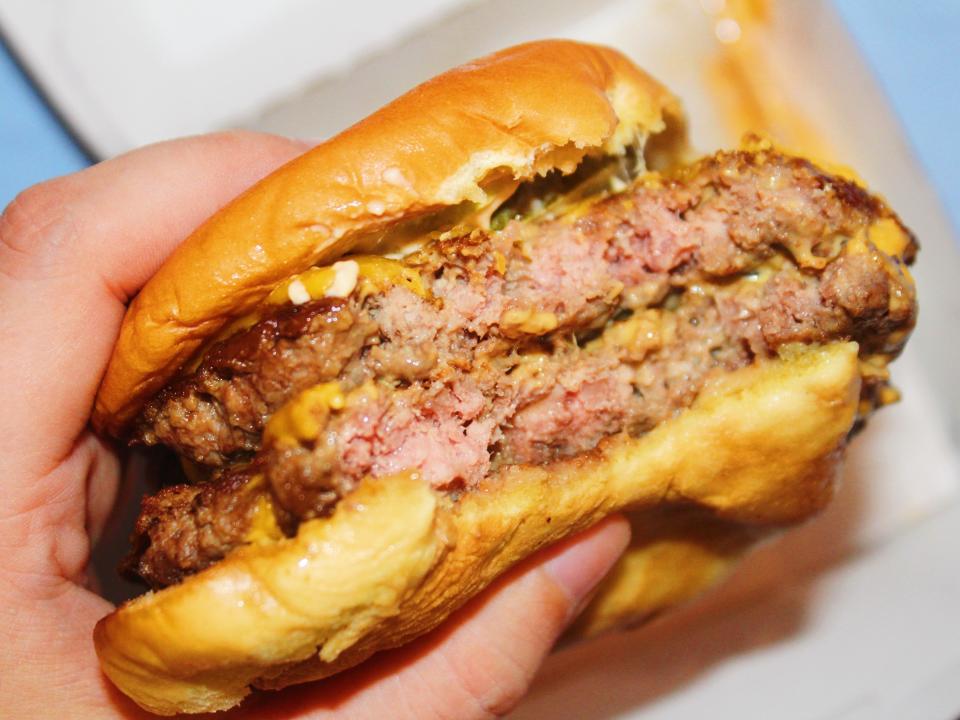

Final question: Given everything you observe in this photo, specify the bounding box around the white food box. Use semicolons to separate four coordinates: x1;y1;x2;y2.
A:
3;1;957;718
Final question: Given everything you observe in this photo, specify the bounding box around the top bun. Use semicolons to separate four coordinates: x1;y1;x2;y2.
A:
93;40;686;435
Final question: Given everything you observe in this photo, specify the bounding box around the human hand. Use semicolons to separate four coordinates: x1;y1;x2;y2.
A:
0;132;629;719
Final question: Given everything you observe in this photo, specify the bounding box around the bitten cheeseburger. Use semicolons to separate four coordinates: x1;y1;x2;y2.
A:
92;40;917;715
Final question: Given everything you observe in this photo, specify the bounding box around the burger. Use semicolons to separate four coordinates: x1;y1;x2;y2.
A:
91;40;918;715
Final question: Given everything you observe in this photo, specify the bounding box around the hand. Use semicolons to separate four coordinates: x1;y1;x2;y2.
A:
0;132;630;719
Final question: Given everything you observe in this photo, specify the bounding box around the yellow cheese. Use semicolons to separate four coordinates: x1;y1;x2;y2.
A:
589;309;663;359
500;308;559;335
858;355;891;382
505;352;549;382
265;381;381;446
868;217;911;258
245;491;284;544
878;385;902;406
847;225;916;316
493;251;507;276
265;382;346;445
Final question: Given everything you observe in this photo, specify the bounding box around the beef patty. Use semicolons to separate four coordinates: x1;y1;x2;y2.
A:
124;147;918;589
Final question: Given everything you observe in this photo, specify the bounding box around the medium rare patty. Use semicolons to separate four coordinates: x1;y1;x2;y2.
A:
125;147;917;589
134;148;914;466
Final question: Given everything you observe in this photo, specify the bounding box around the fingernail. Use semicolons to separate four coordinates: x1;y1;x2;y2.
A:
542;516;631;616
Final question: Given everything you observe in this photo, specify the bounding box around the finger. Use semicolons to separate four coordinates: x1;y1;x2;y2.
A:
249;515;631;720
0;133;310;592
0;579;151;719
0;131;311;579
0;516;628;720
0;131;310;483
0;133;313;718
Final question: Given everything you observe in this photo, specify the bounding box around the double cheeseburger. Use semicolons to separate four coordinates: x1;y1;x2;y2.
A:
92;41;918;715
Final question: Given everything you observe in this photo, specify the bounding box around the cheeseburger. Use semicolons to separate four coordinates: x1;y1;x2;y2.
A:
92;40;918;715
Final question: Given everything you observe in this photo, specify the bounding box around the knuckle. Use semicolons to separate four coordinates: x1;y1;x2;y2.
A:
470;582;572;716
0;178;80;282
445;656;531;720
469;667;531;719
442;580;572;719
2;179;69;237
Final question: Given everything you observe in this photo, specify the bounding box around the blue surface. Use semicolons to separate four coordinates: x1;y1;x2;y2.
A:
0;40;90;205
0;2;958;232
834;0;960;233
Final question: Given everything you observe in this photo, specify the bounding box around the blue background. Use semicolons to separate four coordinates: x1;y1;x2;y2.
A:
1;2;958;233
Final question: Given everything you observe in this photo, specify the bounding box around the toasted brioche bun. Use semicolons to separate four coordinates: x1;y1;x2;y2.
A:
95;343;860;715
92;40;686;436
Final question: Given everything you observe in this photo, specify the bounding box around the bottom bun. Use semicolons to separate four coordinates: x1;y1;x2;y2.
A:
567;504;766;640
95;342;860;715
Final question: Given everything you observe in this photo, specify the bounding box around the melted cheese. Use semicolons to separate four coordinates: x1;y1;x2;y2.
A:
858;355;891;382
500;308;559;335
588;309;663;359
493;251;507;276
847;227;916;317
878;385;902;406
868;218;911;258
265;381;380;446
245;490;284;544
503;352;552;386
265;382;346;445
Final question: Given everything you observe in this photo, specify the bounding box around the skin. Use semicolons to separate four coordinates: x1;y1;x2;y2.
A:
0;131;630;719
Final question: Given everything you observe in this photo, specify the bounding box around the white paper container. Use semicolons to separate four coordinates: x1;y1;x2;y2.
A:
0;0;474;156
